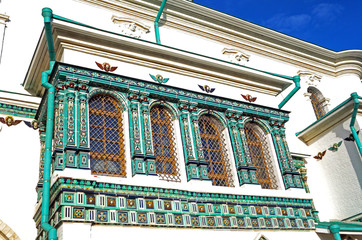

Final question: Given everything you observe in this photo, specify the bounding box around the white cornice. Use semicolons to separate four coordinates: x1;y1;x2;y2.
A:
24;19;293;97
297;98;362;145
77;0;362;78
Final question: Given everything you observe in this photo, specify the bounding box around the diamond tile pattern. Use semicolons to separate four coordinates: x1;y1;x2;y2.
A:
150;106;180;182
89;94;126;177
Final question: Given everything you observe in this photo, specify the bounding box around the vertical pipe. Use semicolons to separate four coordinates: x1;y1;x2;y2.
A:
350;92;362;158
278;76;301;109
154;0;167;44
40;7;57;240
329;224;342;240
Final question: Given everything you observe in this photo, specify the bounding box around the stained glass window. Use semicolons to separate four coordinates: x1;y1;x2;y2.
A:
89;94;126;177
244;122;276;189
150;105;180;182
198;114;234;187
308;87;328;119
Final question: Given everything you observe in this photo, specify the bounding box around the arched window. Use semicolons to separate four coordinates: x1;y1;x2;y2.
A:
150;105;180;182
244;122;277;189
307;87;328;119
89;94;126;177
198;114;234;187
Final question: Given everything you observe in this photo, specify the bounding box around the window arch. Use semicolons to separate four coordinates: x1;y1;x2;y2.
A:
150;105;180;182
198;114;234;187
244;122;277;189
307;87;328;119
89;94;126;177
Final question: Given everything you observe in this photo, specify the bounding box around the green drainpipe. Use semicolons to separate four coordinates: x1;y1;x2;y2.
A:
278;75;301;109
350;92;362;158
40;8;57;240
154;0;167;44
329;224;342;240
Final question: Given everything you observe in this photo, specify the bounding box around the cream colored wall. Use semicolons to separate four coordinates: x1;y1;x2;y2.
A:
0;115;40;240
57;222;321;240
305;118;362;221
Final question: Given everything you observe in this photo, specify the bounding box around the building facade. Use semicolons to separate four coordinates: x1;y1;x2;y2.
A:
0;0;361;239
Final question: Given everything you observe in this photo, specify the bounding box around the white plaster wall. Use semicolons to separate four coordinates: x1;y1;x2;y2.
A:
57;222;321;240
0;116;40;240
306;118;362;221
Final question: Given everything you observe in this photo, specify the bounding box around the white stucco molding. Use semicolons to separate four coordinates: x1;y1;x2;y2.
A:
0;90;40;110
78;0;362;78
297;70;322;87
111;16;150;39
222;48;250;65
296;97;362;145
23;19;293;97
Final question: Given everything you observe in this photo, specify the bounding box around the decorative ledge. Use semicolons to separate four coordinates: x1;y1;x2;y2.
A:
296;96;362;145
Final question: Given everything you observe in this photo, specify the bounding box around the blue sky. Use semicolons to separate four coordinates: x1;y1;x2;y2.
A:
193;0;362;52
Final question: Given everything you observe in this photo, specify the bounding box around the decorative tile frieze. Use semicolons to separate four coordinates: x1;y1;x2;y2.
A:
35;177;317;235
54;64;289;121
0;102;37;118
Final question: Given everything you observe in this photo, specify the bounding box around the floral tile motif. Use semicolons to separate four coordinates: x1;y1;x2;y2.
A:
127;199;136;209
191;216;200;226
107;197;116;207
256;207;262;215
294;209;300;217
198;204;205;213
237;217;245;227
228;205;235;214
73;208;84;219
214;204;221;213
97;210;108;222
156;213;166;224
63;193;74;203
251;217;259;228
243;206;249;214
290;219;297;228
281;208;288;216
118;211;128;223
278;219;285;228
223;217;231;227
164;201;172;210
265;218;273;228
137;212;147;224
269;207;275;215
303;219;309;228
86;194;95;205
174;214;183;225
207;217;215;226
181;202;189;212
146;200;154;209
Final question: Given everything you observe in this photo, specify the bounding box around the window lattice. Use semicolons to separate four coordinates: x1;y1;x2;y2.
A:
244;122;277;189
150;105;180;182
308;87;327;119
199;115;234;187
89;94;126;177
